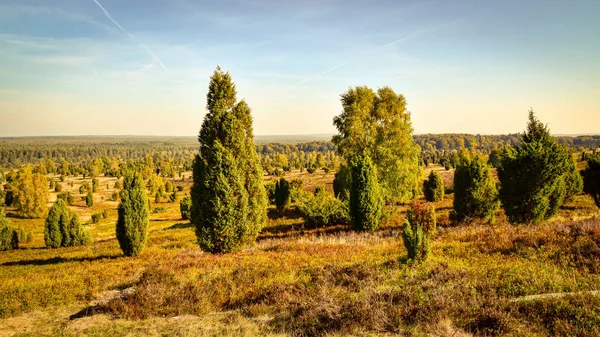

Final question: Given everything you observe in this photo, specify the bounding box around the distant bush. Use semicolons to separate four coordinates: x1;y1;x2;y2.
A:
165;181;174;193
176;185;185;192
584;154;600;208
180;195;192;220
402;202;436;262
152;207;167;214
349;155;383;232
102;209;109;219
57;191;75;206
265;181;276;205
86;192;94;207
92;178;99;193
114;180;122;189
110;191;119;201
275;178;291;213
169;190;178;203
54;183;63;192
423;171;444;202
0;208;19;250
452;153;499;222
297;189;348;228
289;179;305;203
91;213;102;224
44;199;90;248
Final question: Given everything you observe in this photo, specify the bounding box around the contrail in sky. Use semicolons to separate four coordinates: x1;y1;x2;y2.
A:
299;60;350;85
91;0;168;71
298;19;463;85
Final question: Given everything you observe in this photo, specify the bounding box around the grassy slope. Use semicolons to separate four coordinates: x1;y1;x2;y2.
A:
1;169;600;336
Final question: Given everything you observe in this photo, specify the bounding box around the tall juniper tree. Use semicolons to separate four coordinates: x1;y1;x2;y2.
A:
349;155;384;232
498;110;572;224
116;171;149;256
191;67;267;253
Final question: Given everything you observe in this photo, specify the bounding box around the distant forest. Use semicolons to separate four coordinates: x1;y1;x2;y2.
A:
0;134;598;169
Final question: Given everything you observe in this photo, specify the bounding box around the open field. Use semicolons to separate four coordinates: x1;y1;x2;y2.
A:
1;167;600;337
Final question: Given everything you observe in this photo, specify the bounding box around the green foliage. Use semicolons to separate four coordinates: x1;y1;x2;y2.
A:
110;191;119;202
114;180;122;189
12;165;48;218
57;191;75;206
264;181;276;205
44;199;90;248
498;110;572;224
92;178;99;192
333;163;351;200
332;86;422;204
180;195;192;220
583;154;600;207
86;192;94;207
54;182;62;192
452;153;499;222
91;213;101;224
169;190;178;203
297;189;348;228
349;155;383;232
423;171;444;202
0;208;19;250
402;202;436;262
275;178;291;213
116;171;150;257
563;156;583;202
191;67;267;254
289;178;305;203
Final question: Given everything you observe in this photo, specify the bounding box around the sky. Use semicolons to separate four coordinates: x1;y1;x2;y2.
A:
0;0;598;137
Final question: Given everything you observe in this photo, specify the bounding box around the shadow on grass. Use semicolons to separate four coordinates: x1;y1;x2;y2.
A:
259;223;354;241
1;254;121;267
267;207;302;220
166;222;194;230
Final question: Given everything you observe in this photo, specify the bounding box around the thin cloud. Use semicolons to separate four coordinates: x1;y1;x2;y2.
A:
298;19;463;85
91;0;168;71
298;60;350;85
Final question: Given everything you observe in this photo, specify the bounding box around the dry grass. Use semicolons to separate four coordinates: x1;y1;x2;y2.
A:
1;172;600;336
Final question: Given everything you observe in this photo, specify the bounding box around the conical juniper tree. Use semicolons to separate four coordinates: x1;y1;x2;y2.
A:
423;171;444;202
116;171;149;256
583;154;600;208
44;199;90;248
498;110;572;224
191;67;267;253
349;155;384;232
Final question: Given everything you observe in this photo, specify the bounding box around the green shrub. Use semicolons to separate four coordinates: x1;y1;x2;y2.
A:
452;152;499;222
110;191;119;201
498;110;572;224
289;178;305;203
114;180;122;189
86;192;94;207
402;202;436;262
349;155;383;232
176;185;185;192
44;199;90;248
116;172;149;256
91;213;102;224
584;154;600;208
265;181;276;205
275;178;291;213
102;209;109;219
92;178;99;192
423;171;444;202
169;190;178;203
57;191;75;206
0;208;19;250
297;189;348;228
54;183;62;192
180;195;192;220
333;163;351;200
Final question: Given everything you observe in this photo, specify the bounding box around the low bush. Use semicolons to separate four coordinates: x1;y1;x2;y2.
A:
297;189;348;228
402;202;436;262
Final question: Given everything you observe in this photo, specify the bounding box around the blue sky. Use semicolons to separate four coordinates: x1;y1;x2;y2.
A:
0;0;598;136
